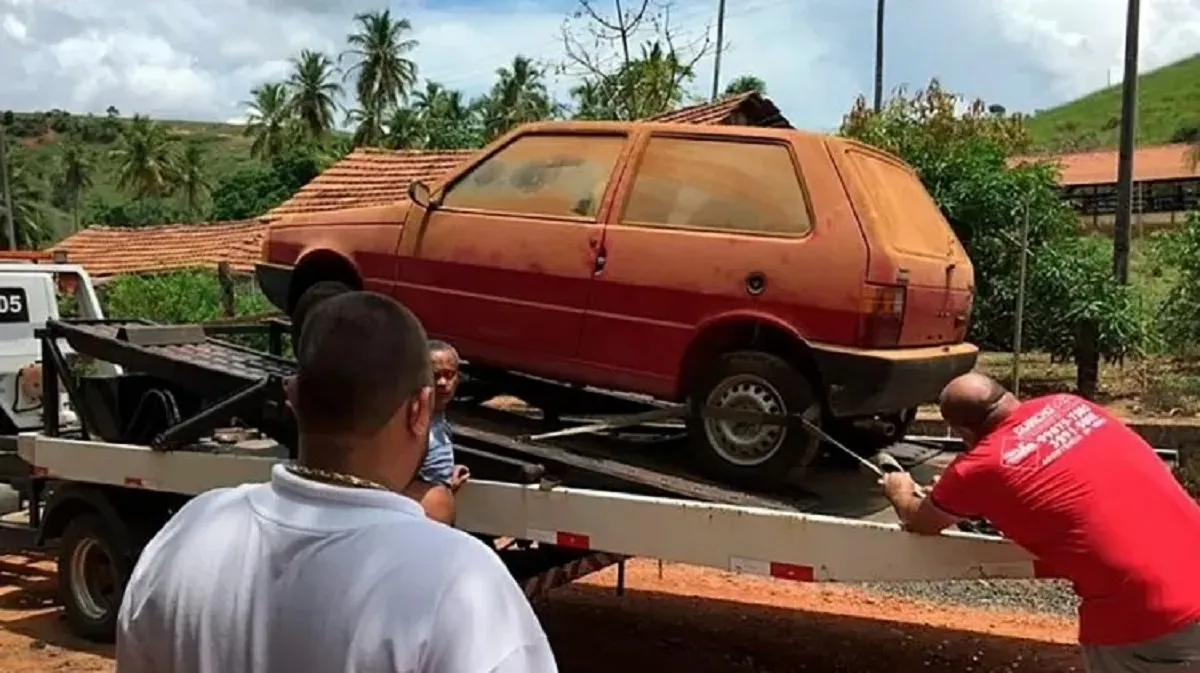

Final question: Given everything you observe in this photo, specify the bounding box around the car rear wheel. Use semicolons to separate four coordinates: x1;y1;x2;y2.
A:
686;351;820;490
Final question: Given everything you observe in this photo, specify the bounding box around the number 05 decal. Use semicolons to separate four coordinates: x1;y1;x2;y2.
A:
0;288;30;324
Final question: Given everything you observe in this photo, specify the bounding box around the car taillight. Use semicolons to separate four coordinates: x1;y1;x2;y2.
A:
860;283;906;347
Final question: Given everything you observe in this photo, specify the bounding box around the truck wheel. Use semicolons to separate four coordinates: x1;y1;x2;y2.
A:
58;514;133;643
687;351;820;489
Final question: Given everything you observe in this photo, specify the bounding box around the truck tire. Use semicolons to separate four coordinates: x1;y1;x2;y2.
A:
686;351;821;489
58;513;134;643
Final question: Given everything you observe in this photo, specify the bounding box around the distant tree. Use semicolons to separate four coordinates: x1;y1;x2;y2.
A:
106;106;120;118
176;142;212;220
287;50;342;142
724;75;766;96
480;55;556;141
346;103;386;147
382;107;425;149
1;110;12;126
341;10;419;113
110;115;178;199
0;153;50;248
56;138;94;232
243;82;293;160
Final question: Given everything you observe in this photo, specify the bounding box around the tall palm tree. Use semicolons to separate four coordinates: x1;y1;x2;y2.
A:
287;50;342;142
243;82;293;160
2;158;49;249
57;138;93;232
483;55;554;140
175;143;211;221
111;115;177;199
341;10;419;114
724;75;766;96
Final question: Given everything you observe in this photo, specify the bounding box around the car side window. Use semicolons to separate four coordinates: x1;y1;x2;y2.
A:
441;134;626;219
621;136;813;236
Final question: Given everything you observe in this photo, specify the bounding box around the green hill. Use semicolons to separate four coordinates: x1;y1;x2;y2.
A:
3;110;256;240
1025;53;1200;152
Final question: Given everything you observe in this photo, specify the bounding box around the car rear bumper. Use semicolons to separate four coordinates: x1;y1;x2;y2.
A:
809;341;979;418
255;263;292;312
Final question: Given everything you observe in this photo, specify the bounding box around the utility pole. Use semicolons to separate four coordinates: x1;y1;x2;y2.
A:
1113;0;1141;285
873;0;886;111
710;0;727;101
0;125;14;251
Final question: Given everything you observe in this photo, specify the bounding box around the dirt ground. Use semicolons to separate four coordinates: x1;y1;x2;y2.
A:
0;556;1082;673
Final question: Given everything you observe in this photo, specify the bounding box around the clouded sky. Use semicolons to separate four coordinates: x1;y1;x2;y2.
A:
3;0;1200;132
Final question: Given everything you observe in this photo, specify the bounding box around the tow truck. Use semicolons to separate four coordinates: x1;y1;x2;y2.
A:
0;260;1171;644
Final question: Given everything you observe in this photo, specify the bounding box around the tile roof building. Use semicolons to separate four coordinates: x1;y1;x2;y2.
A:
49;220;266;278
1012;144;1200;232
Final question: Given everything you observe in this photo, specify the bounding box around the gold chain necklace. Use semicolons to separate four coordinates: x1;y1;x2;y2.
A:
286;464;389;492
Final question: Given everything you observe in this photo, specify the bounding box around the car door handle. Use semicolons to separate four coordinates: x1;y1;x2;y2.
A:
593;250;607;273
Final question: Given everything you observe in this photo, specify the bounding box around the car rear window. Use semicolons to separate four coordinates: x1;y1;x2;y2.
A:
844;148;965;259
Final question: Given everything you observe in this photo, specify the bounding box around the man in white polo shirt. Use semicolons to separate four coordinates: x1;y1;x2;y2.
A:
115;291;558;673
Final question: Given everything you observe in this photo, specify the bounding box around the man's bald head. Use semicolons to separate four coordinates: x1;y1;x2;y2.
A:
938;373;1019;437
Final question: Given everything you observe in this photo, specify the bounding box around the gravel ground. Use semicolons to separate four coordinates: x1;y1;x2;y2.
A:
857;578;1079;616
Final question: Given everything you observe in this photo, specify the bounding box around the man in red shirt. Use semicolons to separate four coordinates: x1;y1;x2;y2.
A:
881;373;1200;672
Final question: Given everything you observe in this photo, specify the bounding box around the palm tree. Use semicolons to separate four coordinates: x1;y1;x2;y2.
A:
111;115;177;199
1;157;49;249
724;75;766;96
175;143;211;221
341;10;419;114
346;103;386;147
483;55;555;139
243;82;293;160
383;107;425;149
287;50;341;142
57;139;93;232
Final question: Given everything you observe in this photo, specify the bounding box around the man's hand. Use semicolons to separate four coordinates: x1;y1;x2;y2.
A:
449;465;470;492
879;472;919;504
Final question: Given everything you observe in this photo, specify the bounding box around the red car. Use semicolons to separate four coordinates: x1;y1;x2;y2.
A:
257;121;978;488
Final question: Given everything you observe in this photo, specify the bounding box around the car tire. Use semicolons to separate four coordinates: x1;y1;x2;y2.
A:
57;513;134;643
686;351;821;490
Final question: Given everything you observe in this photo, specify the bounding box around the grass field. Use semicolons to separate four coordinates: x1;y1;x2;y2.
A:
1025;53;1200;152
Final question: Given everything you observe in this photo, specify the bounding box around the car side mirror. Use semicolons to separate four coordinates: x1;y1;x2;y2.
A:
408;180;438;210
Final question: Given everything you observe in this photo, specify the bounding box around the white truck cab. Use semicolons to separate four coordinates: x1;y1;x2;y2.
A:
0;261;108;433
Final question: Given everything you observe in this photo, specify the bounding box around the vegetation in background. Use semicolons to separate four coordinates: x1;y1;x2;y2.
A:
1024;53;1200;152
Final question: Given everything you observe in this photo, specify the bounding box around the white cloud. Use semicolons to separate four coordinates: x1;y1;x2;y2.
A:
2;0;1200;131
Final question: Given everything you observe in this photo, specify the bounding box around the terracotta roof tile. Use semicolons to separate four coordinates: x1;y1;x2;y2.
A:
647;92;791;128
48;220;266;278
266;147;473;218
1010;144;1200;186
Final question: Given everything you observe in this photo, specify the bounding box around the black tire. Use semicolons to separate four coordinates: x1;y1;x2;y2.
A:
825;408;917;462
686;351;821;490
57;513;134;643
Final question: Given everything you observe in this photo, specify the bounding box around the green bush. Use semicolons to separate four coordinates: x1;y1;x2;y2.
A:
1148;213;1200;354
102;270;275;324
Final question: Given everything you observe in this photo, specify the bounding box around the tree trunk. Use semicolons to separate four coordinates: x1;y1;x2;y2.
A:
1074;318;1100;400
217;262;237;318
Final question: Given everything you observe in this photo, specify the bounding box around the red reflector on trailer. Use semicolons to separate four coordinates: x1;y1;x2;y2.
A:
730;556;815;582
555;532;591;549
32;466;48;477
124;477;145;487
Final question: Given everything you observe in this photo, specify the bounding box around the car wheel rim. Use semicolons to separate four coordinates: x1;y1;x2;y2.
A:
70;538;116;622
702;374;791;467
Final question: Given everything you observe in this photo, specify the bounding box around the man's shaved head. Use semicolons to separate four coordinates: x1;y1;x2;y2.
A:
293;291;432;438
938;373;1018;437
291;281;352;347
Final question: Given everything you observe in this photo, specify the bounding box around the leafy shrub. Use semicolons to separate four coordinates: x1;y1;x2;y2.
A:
102;270;274;324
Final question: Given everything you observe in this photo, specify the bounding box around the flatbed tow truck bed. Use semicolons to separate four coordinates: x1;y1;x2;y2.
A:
0;316;1067;643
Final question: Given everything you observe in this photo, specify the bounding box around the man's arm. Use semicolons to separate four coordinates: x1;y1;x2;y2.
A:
422;547;557;673
404;480;457;525
882;474;965;535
